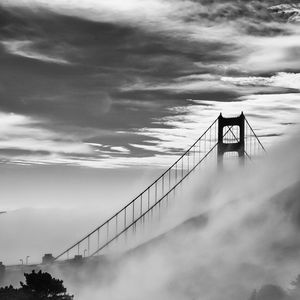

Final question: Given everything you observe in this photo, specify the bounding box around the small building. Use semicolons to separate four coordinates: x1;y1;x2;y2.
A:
42;254;55;265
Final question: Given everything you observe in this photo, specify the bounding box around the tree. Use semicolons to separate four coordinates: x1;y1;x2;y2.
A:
0;284;34;300
0;270;73;300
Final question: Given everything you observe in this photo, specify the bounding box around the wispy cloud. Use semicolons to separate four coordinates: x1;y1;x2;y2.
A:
122;72;300;96
1;40;70;64
221;72;300;90
237;28;300;72
0;111;92;158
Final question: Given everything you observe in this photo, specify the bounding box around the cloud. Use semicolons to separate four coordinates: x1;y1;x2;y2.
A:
0;0;199;35
1;0;295;42
0;111;93;160
1;40;70;64
110;146;130;153
0;1;299;168
221;72;300;90
0;111;177;167
122;72;299;98
237;28;300;72
269;4;300;23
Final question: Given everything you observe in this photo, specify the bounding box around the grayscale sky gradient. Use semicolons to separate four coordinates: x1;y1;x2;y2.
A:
0;0;299;169
0;0;299;264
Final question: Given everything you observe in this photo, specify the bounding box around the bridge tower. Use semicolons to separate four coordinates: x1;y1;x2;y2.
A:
217;112;245;167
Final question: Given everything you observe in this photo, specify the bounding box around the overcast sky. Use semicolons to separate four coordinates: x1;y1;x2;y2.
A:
0;0;299;168
0;0;300;263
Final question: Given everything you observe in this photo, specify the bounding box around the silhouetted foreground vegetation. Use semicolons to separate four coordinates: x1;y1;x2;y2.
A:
0;270;73;300
2;269;300;300
249;274;300;300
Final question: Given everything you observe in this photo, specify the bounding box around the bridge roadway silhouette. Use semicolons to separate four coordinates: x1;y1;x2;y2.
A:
1;113;266;273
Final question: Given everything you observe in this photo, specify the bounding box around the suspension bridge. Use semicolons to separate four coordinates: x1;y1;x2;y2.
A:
42;112;265;264
1;113;266;271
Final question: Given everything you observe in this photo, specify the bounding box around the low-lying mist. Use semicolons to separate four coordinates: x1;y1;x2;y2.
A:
0;167;163;264
55;127;300;300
